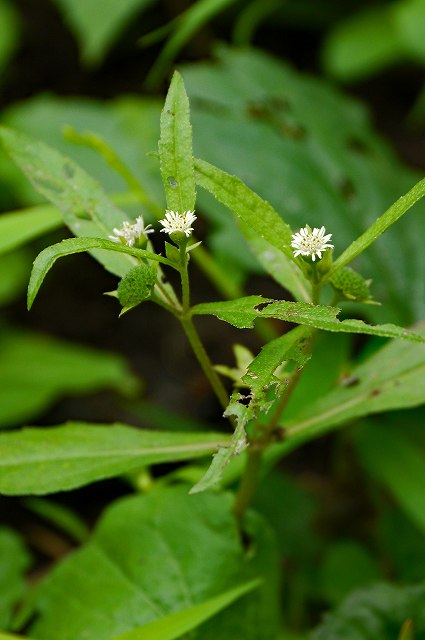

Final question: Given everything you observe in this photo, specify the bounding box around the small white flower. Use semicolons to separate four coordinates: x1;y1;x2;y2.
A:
109;215;154;247
159;210;197;237
291;225;334;262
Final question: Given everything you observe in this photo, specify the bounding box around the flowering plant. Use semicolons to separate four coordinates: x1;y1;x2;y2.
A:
0;71;425;639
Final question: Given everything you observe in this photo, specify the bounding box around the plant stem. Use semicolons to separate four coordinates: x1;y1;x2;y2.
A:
179;244;191;313
233;445;263;522
180;316;230;413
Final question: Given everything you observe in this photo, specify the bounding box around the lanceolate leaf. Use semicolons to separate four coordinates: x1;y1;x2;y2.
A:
28;237;173;309
0;126;135;277
0;423;231;495
192;297;425;342
191;326;311;494
111;579;261;640
159;71;196;213
194;157;310;302
329;176;425;276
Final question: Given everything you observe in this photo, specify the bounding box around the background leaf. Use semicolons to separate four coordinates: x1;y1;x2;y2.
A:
269;321;425;460
0;528;31;630
0;127;137;278
0;424;231;495
52;0;155;66
0;206;62;255
355;421;425;535
30;487;279;640
0;327;139;428
311;583;425;639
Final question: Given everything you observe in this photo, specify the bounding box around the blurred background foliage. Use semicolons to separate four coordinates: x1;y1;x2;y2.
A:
0;1;425;638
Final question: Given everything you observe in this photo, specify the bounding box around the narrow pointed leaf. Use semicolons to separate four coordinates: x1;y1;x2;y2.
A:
111;579;261;640
329;177;425;276
0;126;135;277
191;326;310;494
28;237;172;309
159;71;196;212
194;157;309;302
0;423;230;495
192;297;425;342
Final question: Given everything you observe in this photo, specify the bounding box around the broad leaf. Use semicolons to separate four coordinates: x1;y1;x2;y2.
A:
111;579;261;640
0;327;139;428
53;0;155;66
356;422;425;535
0;424;231;495
28;237;172;309
0;529;31;630
30;487;279;639
0;250;32;307
0;205;62;255
159;71;196;213
311;583;425;639
192;297;425;342
0;126;135;278
268;321;425;461
194;158;309;303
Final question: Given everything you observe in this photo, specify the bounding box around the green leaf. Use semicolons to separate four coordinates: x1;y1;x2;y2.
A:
0;250;32;307
318;540;380;606
0;205;62;256
355;422;425;535
0;528;31;630
194;158;310;303
321;6;404;81
159;71;196;213
311;583;425;639
30;487;279;640
260;301;424;342
192;295;269;329
28;237;172;310
53;0;155;66
182;48;425;323
23;497;90;543
192;297;425;342
269;321;425;460
145;0;238;88
0;327;139;428
0;126;137;278
0;424;231;495
110;579;261;640
0;0;20;78
191;326;310;494
329;176;425;276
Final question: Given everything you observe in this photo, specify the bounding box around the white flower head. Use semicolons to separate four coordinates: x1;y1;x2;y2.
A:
291;225;334;262
159;210;197;237
109;215;154;247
